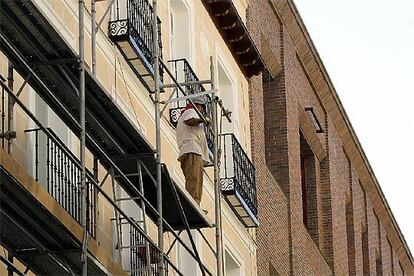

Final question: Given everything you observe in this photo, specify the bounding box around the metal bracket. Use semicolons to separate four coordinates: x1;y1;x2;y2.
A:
14;74;31;100
166;230;183;255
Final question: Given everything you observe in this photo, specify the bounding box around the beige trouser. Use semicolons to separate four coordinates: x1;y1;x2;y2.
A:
179;153;203;205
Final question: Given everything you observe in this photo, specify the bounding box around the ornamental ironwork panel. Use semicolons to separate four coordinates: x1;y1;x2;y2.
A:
108;19;128;37
220;133;257;217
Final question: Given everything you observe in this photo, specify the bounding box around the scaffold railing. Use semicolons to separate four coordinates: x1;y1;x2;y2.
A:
0;0;246;274
0;77;185;275
167;58;215;153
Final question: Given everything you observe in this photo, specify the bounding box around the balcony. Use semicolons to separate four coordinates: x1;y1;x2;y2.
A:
168;58;214;153
220;134;258;227
24;127;97;238
0;81;111;274
109;0;163;92
0;1;210;273
0;78;178;275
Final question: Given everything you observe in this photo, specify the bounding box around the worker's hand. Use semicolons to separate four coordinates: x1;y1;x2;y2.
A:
217;149;222;161
204;117;212;126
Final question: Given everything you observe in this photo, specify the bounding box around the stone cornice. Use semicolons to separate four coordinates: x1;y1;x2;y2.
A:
269;0;414;273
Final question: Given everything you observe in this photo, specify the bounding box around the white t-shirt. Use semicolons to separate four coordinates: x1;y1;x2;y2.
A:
176;108;209;162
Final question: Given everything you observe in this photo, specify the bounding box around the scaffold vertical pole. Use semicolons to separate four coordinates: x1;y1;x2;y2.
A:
91;0;97;75
152;0;164;274
211;56;223;276
79;0;88;275
7;61;13;154
110;167;124;267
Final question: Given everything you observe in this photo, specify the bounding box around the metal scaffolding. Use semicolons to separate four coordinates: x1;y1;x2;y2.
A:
85;0;228;275
78;1;88;275
0;0;239;274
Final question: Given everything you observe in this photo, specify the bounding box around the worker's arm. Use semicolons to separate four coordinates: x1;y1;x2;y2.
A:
182;108;211;126
184;118;204;126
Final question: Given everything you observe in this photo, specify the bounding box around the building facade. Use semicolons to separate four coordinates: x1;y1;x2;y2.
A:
0;0;261;275
1;0;413;275
247;0;414;275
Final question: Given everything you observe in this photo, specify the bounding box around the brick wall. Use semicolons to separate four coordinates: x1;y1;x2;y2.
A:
246;0;411;275
247;1;291;275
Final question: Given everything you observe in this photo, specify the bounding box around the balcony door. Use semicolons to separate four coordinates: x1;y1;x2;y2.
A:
169;0;191;61
178;230;199;275
33;94;70;188
217;61;237;182
217;60;237;138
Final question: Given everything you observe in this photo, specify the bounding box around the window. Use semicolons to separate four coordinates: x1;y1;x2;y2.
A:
169;0;191;60
33;93;70;188
178;231;199;275
345;154;356;275
225;250;241;276
217;60;237;137
300;132;318;244
169;11;175;59
362;189;370;275
375;214;383;276
362;226;370;275
300;153;308;227
376;251;383;276
346;197;356;275
113;188;146;269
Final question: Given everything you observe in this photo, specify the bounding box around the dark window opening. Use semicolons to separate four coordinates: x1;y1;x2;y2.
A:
362;226;370;275
345;153;356;275
346;198;356;275
376;252;383;276
301;154;308;227
300;132;318;245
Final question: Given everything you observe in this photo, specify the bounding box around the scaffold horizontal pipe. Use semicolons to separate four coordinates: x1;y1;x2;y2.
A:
161;79;212;89
161;89;217;104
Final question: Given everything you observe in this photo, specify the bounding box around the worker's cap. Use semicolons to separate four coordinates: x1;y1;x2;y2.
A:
192;96;206;106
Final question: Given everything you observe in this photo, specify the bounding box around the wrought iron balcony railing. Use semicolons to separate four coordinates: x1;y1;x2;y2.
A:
109;0;164;88
24;127;98;238
168;58;214;153
1;83;97;238
129;220;169;275
220;133;258;227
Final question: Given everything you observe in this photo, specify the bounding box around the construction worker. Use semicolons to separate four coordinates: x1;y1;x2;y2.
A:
176;97;210;205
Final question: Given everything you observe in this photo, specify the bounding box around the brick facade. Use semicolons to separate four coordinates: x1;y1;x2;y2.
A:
247;0;413;275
